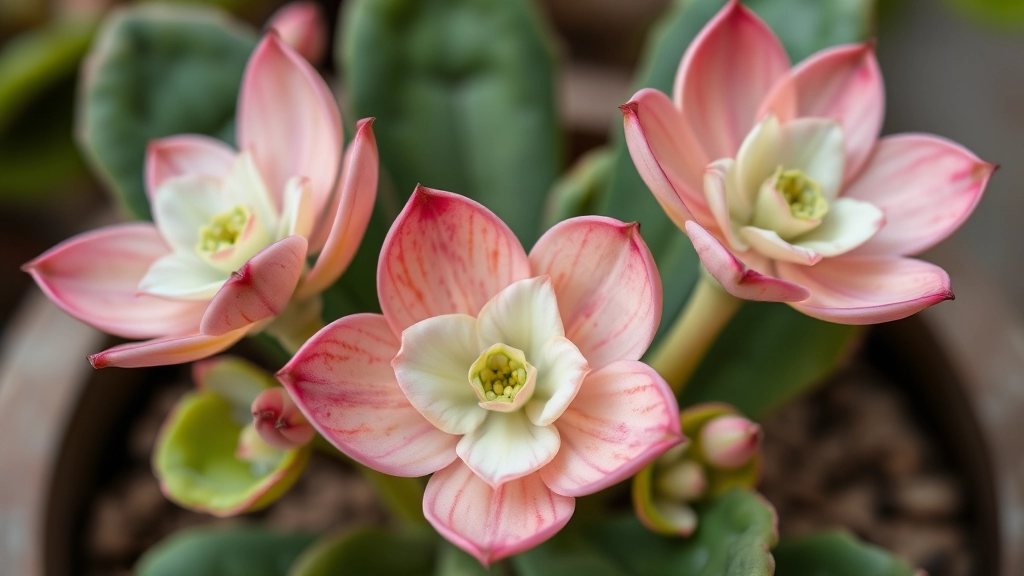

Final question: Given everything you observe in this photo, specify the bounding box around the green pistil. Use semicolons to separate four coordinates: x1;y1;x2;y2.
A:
476;352;527;402
197;206;250;254
772;166;828;220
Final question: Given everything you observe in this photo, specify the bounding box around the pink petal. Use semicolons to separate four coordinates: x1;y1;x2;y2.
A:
88;328;249;369
145;134;236;202
540;361;682;497
423;462;575;566
299;118;379;295
377;186;531;334
759;43;884;181
845;134;995;257
267;1;327;66
23;224;207;339
236;34;341;216
200;236;308;336
673;0;790;160
620;89;709;229
251;387;315;450
776;256;954;324
529;216;662;369
685;220;810;302
278;313;459;477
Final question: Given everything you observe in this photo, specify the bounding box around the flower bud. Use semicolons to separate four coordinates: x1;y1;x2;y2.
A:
252;387;316;450
268;2;327;65
655;459;706;502
700;415;761;470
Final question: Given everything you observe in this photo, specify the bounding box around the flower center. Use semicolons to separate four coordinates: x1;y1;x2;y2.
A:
469;343;536;411
771;166;828;220
197;205;251;254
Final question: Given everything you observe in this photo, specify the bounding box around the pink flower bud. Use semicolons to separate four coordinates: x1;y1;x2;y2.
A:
268;2;327;65
251;387;315;450
700;415;761;470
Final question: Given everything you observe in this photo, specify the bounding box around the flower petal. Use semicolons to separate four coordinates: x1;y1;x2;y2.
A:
145;134;235;202
277;176;314;240
423;462;575;566
733;115;781;220
88;327;249;369
776;118;845;201
138;252;227;300
685;220;810;302
739;226;823;265
222;151;280;238
200;236;308;336
845;134;994;256
299;118;379;297
529;216;662;369
23;224;207;338
673;0;790;159
476;277;565;360
759;43;884;181
620;88;708;229
267;1;327;66
540;361;681;497
151;174;233;253
793;197;884;257
776;256;954;324
378;186;531;334
392;314;487;435
237;33;341;214
704;159;749;250
457;412;560;488
278;313;459;476
524;336;589;428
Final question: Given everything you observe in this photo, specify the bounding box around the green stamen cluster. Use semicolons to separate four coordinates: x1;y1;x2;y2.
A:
198;206;250;253
773;166;828;220
475;352;527;402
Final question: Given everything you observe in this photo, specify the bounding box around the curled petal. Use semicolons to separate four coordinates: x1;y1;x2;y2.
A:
739;227;823;266
300;118;379;296
793;197;885;257
277;176;314;240
540;361;682;497
759;42;884;181
23;224;207;339
524;336;589;428
145;134;235;202
685;221;810;302
845;134;994;257
89;327;249;369
457;412;560;488
267;1;327;65
251;387;315;450
200;236;308;336
673;0;790;159
529;216;662;369
476;277;565;361
378;186;531;333
423;462;575;566
704;159;748;250
279;313;459;476
776;256;954;324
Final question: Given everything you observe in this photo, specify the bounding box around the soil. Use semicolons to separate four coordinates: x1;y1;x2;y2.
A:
80;359;977;575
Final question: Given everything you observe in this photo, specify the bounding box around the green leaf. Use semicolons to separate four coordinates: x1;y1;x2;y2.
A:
341;0;561;245
136;527;317;576
289;528;436;576
773;532;918;576
515;489;777;576
542;146;613;229
434;542;504;575
943;0;1024;28
77;4;257;219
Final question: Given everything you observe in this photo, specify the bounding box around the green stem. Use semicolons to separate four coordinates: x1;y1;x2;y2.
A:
648;272;741;394
312;436;427;527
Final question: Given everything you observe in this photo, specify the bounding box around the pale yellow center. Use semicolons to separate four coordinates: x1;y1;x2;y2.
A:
772;166;828;220
470;345;529;404
197;205;250;254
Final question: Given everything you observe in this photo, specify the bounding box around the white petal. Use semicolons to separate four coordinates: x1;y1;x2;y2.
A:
777;118;845;201
223;151;280;233
739;226;822;266
794;197;885;257
734;115;782;218
525;336;588;427
393;314;487;435
750;182;822;240
137;252;227;300
456;411;560;488
152;174;233;253
476;277;565;363
703;159;748;251
277;176;314;240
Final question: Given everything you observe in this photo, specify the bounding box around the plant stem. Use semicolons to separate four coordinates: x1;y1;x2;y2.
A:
647;272;742;394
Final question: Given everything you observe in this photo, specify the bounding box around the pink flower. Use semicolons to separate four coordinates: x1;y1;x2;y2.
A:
268;2;327;66
622;0;994;324
24;34;378;368
277;187;682;564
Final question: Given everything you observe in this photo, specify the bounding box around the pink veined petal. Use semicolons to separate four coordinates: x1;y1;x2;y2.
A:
457;412;560;488
776;255;954;324
88;327;250;369
236;33;342;216
620;89;709;229
267;1;327;66
673;0;790;160
299;118;379;296
845;134;995;257
529;216;662;369
540;361;682;497
145;134;236;202
278;313;459;477
251;387;315;450
685;220;810;302
23;223;207;339
377;185;532;334
200;236;308;336
759;42;884;182
423;462;575;566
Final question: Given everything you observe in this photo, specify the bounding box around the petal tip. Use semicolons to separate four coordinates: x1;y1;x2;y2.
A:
619;101;640;116
87;352;108;369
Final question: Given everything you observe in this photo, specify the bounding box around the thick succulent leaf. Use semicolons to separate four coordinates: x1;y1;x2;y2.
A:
78;4;256;219
434;542;506;575
340;0;560;245
773;532;918;576
153;391;309;517
514;489;777;575
288;528;436;576
542;147;613;230
135;527;316;576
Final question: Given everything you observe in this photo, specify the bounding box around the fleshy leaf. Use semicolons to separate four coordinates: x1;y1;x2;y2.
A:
542;147;614;230
289;528;436;576
773;532;919;576
135;527;316;576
